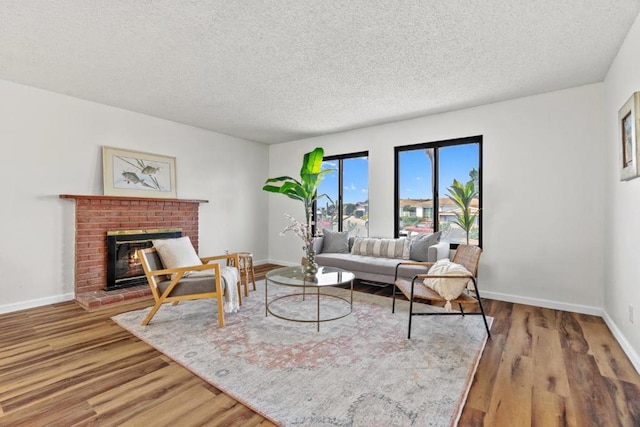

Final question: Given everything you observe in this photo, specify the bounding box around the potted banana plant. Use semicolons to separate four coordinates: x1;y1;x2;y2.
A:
263;147;335;275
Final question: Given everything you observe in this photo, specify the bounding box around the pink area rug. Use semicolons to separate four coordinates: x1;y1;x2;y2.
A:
112;280;491;426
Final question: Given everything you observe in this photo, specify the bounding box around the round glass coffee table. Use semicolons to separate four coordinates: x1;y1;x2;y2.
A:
265;266;355;331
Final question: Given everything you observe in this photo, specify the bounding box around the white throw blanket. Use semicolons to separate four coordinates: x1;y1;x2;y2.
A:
423;259;473;312
220;266;240;313
184;265;239;313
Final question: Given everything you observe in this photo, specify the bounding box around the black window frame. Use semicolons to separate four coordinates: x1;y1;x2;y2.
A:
314;150;369;234
394;135;482;249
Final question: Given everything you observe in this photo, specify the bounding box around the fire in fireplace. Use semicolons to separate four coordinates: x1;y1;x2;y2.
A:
106;228;182;291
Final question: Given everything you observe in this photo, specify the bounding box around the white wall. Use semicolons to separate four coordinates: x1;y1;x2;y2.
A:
603;12;640;369
267;84;606;315
0;79;269;313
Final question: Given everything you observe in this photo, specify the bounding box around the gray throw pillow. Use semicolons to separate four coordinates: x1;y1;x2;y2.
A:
409;231;442;262
322;229;350;253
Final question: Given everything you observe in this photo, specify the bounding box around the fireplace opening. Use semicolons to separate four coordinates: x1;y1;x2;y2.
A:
106;228;182;291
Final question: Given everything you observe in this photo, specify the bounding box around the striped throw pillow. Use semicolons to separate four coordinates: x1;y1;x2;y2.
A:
351;237;411;259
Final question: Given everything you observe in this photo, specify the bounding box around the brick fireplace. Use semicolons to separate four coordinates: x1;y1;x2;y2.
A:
60;194;207;309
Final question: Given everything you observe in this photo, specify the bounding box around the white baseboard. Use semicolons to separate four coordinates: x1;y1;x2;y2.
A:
266;259;298;267
480;290;602;316
602;310;640;375
251;258;275;266
0;293;75;315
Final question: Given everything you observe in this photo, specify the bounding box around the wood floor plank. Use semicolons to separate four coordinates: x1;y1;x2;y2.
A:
174;391;273;427
464;334;506;413
564;351;623;427
463;297;514;417
503;303;534;357
43;321;125;349
484;298;514;336
603;377;640;427
483;352;533;426
0;341;56;371
203;396;275;427
532;326;571;397
0;328;130;376
87;375;209;425
532;305;560;330
531;387;575;427
1;336;147;388
0;266;638;426
559;311;590;354
0;400;97;427
456;405;485;426
0;342;157;413
87;362;189;410
167;392;248;426
580;320;640;385
118;383;217;426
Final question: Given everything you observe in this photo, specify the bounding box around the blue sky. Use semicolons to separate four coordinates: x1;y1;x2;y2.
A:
399;144;479;199
319;144;478;204
319;157;368;205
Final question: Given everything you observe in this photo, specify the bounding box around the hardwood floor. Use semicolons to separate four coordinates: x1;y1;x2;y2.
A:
1;265;639;426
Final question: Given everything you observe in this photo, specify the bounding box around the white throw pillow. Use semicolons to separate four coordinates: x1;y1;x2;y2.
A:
152;236;202;277
424;259;473;311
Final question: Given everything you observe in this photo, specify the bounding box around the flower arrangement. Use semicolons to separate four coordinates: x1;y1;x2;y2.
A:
280;210;315;253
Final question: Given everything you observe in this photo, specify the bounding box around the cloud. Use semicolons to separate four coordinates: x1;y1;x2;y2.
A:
344;183;357;191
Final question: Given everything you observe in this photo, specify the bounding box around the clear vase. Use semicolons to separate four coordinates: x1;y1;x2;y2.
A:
302;247;318;278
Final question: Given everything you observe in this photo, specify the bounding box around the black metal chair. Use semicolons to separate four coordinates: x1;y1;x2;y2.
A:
392;245;490;339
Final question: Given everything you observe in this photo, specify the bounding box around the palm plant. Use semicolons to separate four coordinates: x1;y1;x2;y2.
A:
262;147;335;234
446;178;479;245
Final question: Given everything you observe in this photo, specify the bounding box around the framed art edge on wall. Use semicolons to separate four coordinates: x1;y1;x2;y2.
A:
102;146;177;198
618;92;640;181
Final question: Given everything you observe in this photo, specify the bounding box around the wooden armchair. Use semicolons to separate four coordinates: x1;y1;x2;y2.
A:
392;245;490;339
138;247;241;327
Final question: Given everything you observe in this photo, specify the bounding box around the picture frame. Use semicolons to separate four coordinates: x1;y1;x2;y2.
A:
102;146;177;198
619;92;640;181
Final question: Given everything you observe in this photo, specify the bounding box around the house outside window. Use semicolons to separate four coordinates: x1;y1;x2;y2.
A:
395;136;482;247
316;151;369;237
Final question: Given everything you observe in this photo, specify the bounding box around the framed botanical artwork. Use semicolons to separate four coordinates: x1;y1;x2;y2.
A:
102;146;177;198
619;92;640;181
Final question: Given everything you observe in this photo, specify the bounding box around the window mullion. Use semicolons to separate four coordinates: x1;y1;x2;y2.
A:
433;147;439;233
337;159;344;231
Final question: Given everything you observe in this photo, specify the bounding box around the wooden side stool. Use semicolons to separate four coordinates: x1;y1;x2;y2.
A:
233;252;256;297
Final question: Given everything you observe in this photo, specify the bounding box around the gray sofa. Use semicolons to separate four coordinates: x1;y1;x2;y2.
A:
313;234;450;285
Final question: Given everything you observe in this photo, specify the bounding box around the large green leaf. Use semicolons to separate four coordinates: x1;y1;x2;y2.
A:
301;147;325;176
263;147;335;223
263;175;300;185
262;181;306;201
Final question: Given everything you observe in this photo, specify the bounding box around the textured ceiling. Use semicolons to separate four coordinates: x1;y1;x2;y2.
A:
1;1;639;144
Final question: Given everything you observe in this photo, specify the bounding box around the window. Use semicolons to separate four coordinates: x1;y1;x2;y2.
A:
395;136;482;247
316;151;369;237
